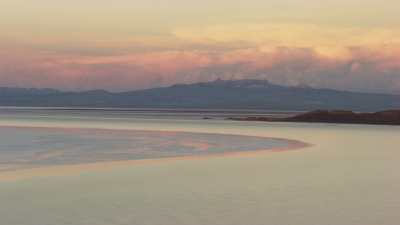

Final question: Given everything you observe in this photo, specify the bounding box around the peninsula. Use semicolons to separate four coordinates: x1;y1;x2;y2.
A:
229;110;400;125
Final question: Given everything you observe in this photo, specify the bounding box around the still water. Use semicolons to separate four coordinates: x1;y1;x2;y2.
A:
0;127;298;172
0;108;399;225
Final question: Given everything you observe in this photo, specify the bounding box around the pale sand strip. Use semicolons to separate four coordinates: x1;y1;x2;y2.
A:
0;127;310;182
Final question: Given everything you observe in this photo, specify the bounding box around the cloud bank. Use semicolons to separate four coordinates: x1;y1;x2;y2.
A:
1;23;400;93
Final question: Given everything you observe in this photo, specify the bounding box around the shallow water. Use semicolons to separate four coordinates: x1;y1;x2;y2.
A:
0;127;296;171
0;109;399;225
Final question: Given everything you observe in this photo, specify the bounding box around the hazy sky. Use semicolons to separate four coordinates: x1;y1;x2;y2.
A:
1;0;400;93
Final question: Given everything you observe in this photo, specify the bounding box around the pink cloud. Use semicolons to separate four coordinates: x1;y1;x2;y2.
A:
0;46;399;93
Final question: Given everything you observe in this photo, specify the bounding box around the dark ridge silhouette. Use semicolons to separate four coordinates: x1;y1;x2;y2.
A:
1;79;399;111
229;110;400;125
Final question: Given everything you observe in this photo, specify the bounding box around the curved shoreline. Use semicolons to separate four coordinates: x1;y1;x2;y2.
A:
0;125;311;182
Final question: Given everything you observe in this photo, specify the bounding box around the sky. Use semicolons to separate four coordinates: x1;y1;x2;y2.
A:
0;0;400;93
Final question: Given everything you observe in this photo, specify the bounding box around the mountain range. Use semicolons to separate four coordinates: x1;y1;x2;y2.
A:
1;79;399;111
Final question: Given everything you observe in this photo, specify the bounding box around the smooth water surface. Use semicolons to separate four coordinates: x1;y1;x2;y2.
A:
0;126;294;171
0;108;399;225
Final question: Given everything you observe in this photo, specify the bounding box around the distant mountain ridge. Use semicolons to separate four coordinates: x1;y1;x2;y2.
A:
1;79;399;111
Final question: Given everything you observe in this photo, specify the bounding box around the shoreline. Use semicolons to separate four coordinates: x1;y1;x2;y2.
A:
228;110;400;126
0;126;310;181
0;124;310;143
